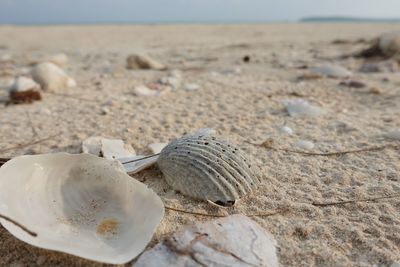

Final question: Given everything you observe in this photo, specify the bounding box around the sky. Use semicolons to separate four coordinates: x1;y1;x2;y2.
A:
0;0;399;24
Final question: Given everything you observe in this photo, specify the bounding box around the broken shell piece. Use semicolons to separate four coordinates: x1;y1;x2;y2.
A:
157;135;261;205
159;76;181;90
82;137;136;160
184;83;200;91
48;53;68;68
148;143;168;154
126;54;166;70
284;99;325;117
279;126;293;135
133;214;279;267
134;85;157;96
8;76;42;104
310;64;352;78
31;62;76;91
294;140;315;150
0;153;164;264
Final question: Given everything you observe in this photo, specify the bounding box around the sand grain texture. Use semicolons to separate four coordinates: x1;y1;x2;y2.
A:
0;24;399;267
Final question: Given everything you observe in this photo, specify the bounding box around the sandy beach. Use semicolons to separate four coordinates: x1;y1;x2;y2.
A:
0;24;399;266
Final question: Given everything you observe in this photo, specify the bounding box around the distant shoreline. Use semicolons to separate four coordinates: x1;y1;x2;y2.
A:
0;17;399;26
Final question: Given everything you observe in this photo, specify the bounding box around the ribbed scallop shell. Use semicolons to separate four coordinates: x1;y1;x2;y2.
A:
157;135;262;205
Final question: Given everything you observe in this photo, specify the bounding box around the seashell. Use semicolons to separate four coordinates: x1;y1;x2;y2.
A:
294;140;315;150
184;83;200;91
159;76;181;90
284;99;325;117
47;53;68;68
82;137;136;160
310;64;352;78
31;62;76;91
385;129;400;140
8;76;42;104
148;143;168;154
133;214;279;267
0;153;164;264
157;134;262;205
279;125;293;135
133;85;169;96
126;54;166;70
378;31;400;57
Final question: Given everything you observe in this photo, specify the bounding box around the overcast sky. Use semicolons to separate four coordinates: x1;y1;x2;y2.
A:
0;0;398;24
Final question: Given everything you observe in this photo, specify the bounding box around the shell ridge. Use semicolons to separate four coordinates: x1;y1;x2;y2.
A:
169;145;250;195
162;153;237;200
181;139;256;191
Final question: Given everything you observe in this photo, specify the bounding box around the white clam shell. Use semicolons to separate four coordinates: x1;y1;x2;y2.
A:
284;99;324;117
31;62;76;91
310;64;352;78
133;214;279;267
0;153;164;264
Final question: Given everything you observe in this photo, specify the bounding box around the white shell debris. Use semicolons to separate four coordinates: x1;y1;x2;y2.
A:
294;140;315;150
133;85;159;96
310;64;352;78
0;153;164;264
133;214;279;267
184;83;200;91
126;54;166;70
159;71;183;90
378;31;400;57
148;143;168;154
118;155;159;175
284;99;324;117
31;62;76;91
385;129;400;140
9;76;40;92
82;137;136;159
48;53;68;68
279;126;293;135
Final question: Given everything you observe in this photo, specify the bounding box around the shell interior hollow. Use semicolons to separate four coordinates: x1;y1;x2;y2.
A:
157;135;262;204
0;153;164;264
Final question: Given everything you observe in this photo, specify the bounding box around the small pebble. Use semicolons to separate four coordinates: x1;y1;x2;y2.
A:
279;126;293;135
100;106;110;115
294;140;315;150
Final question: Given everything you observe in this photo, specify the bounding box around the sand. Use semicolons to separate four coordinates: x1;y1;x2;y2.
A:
0;24;399;267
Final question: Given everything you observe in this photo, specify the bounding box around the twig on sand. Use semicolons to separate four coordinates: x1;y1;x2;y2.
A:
0;214;37;237
247;140;400;156
25;111;38;138
312;193;400;207
164;205;289;218
0;133;60;154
